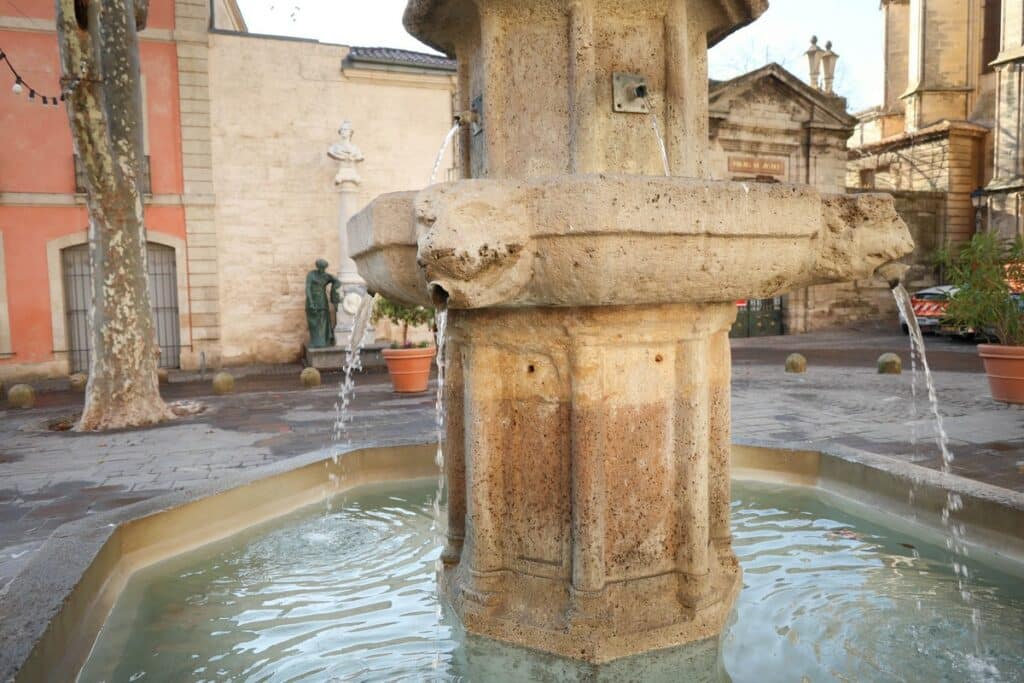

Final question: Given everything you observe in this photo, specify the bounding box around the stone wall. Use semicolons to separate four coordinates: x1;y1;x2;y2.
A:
207;33;455;365
903;0;987;130
704;64;907;334
847;123;988;248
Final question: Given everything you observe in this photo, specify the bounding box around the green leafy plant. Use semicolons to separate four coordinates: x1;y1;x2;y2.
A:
937;233;1024;346
372;296;435;348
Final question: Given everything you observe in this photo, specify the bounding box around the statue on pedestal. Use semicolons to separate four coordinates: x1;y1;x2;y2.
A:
328;120;364;187
328;120;371;348
305;258;342;348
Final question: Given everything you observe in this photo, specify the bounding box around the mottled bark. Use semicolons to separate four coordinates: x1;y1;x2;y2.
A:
57;0;173;431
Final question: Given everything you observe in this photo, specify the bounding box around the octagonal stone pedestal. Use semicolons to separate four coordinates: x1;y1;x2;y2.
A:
438;304;739;662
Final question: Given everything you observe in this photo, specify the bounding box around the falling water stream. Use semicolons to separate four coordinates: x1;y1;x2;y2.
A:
430;305;449;672
430;124;460;185
892;284;978;640
331;292;377;447
644;97;671;177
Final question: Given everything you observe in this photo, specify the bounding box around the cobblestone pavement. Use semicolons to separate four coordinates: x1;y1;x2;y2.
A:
1;332;1021;596
0;376;434;595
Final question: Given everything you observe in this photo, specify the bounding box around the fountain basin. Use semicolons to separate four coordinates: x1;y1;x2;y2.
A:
81;477;1024;681
8;443;1024;680
348;176;914;309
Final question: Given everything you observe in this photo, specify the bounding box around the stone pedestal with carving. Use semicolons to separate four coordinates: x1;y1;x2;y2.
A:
329;121;374;348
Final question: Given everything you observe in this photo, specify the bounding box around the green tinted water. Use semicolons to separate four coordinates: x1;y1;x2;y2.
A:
79;480;1024;682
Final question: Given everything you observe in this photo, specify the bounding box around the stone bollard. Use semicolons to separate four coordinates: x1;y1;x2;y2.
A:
7;384;35;409
212;371;235;395
300;367;321;388
877;353;902;374
785;353;807;374
69;373;88;392
157;368;170;384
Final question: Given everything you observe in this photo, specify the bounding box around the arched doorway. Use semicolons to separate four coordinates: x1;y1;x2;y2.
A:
61;243;182;372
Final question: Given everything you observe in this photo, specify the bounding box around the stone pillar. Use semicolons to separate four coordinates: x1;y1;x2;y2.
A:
439;303;742;663
328;121;371;346
902;0;974;131
441;339;467;566
175;0;221;371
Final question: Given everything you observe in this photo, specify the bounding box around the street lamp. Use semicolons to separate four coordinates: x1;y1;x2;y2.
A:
971;187;986;233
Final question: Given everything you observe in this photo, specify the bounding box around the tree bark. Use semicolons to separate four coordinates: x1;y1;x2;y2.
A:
57;0;174;431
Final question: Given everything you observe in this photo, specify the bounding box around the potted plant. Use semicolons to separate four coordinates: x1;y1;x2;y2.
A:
372;296;436;393
940;232;1024;403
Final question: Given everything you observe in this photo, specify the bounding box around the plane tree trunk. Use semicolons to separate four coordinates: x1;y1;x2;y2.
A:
57;0;174;431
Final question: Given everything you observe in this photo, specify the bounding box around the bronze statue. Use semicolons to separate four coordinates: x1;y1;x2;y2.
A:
305;259;342;348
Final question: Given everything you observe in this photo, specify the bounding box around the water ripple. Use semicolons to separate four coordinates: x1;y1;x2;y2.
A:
80;480;1024;683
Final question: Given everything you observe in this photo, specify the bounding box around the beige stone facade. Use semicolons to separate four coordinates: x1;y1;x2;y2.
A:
986;0;1024;237
707;64;894;332
205;27;456;365
849;0;1012;255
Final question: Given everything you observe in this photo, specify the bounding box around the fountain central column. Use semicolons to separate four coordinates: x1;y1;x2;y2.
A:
440;305;740;661
401;1;764;660
348;0;913;663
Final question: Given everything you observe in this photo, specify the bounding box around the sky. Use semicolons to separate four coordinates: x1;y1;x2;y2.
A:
238;0;884;112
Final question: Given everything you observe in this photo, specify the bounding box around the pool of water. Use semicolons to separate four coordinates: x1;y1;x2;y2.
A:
79;479;1024;682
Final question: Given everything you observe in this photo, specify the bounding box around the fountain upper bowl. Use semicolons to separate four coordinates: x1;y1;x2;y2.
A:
348;174;914;309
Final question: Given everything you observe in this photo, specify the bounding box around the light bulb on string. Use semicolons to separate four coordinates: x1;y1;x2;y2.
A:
12;77;23;95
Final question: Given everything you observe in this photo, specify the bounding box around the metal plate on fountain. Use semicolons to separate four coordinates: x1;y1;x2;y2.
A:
612;73;650;114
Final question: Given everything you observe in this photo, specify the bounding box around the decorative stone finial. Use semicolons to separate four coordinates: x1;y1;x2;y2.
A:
821;41;839;95
328;120;364;187
805;35;823;90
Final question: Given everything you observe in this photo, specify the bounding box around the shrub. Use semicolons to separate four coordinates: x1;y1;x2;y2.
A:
372;296;435;347
938;233;1024;346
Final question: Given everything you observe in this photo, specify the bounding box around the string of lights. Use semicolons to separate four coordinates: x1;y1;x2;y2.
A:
1;48;64;106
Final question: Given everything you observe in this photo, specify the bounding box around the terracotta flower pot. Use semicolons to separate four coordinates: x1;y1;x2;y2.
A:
381;347;436;393
978;344;1024;404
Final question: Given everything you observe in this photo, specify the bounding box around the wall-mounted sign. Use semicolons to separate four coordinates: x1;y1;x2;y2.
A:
728;156;786;177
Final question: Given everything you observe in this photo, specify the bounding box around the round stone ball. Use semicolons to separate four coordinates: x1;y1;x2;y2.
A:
7;384;35;409
877;353;903;374
157;368;170;384
300;367;321;388
69;373;88;392
212;371;235;395
785;353;807;374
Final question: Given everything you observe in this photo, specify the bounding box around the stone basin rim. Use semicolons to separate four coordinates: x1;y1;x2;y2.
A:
4;440;1023;681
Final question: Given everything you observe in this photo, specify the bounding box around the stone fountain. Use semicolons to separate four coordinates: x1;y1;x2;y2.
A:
348;0;914;664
